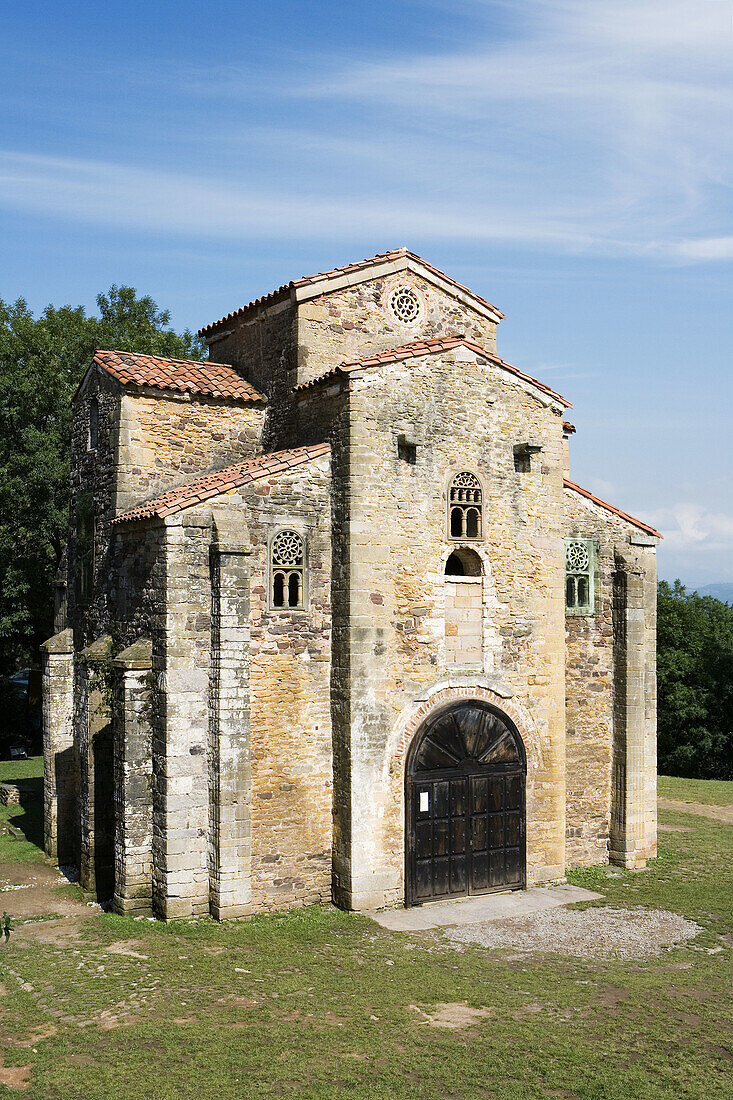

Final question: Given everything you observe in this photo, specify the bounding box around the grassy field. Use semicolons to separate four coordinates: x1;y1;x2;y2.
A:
0;760;731;1099
0;757;44;865
658;774;733;806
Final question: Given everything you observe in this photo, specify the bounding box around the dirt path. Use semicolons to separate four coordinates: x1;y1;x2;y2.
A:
0;860;100;945
658;798;733;825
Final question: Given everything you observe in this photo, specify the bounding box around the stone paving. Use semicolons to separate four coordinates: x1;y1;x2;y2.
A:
366;884;602;932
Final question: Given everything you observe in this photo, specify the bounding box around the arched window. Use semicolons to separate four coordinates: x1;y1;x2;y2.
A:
448;472;483;540
271;530;305;610
565;539;595;615
445;548;482;577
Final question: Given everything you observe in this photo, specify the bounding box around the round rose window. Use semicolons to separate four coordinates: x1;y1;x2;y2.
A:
388;286;422;324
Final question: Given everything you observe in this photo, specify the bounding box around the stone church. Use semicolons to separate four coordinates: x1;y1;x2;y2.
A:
42;248;660;919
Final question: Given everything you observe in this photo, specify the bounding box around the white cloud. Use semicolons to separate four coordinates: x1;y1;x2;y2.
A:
298;0;733;258
1;2;730;260
0;150;613;246
646;503;733;553
674;237;733;261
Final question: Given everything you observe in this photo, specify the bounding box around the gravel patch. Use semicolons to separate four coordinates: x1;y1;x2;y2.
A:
446;906;701;960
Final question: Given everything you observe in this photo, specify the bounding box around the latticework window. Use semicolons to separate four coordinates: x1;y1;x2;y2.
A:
565;538;595;614
271;530;305;610
388;286;422;324
448;472;483;540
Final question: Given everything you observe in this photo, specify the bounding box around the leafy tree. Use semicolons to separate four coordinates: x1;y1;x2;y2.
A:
657;579;733;779
0;289;204;676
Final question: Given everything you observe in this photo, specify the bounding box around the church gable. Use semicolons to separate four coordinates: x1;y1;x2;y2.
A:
113;443;330;524
294;267;501;387
197;248;506;391
296;337;571;411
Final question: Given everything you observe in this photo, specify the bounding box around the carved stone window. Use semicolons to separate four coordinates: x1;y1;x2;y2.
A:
565;538;595;615
388;286;422;325
448;472;483;540
271;530;305;610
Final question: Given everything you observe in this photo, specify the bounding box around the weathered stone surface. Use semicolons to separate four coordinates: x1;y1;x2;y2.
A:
42;252;658;919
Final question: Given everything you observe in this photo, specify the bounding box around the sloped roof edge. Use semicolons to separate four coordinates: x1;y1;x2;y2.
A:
294;337;572;408
198;248;504;337
76;349;266;404
113;444;330;525
564;478;662;538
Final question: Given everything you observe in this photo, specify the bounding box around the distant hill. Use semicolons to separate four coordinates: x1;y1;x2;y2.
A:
695;583;733;604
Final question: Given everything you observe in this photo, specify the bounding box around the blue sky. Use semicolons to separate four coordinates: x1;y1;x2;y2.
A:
1;0;731;586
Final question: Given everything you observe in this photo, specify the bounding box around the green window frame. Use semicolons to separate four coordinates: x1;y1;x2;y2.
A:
565;538;595;615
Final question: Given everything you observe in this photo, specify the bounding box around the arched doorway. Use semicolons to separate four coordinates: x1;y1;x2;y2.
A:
405;701;526;906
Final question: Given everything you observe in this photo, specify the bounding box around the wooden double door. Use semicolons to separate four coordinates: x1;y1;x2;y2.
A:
406;702;526;906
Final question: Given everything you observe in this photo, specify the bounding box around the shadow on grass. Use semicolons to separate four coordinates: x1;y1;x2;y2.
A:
3;777;44;848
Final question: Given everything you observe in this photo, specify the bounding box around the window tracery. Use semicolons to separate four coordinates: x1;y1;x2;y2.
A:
271;530;305;609
448;472;483;540
565;538;595;614
388;286;422;324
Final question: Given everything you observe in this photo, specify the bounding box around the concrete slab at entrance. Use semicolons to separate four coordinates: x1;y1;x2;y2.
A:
366;885;603;932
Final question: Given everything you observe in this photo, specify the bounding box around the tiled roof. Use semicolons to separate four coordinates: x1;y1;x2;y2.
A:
92;350;265;402
295;337;572;408
562;421;576;434
114;444;330;525
564;478;661;538
198;248;504;336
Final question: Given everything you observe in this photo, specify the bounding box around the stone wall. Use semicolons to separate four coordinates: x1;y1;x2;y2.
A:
297;343;567;909
295;271;498;386
114;452;333;917
115;391;264;514
236;456;333;911
563;488;658;869
445;578;483;666
68;368;121;646
41;629;76;864
562;497;615;866
112;640;153;915
204;299;297;453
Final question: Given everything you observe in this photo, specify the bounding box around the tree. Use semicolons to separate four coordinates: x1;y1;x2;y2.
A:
0;288;204;676
657;579;733;779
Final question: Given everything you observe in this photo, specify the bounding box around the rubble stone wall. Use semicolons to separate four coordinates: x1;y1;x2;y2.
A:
115;392;264;514
296;271;498;386
297;346;568;909
204;299;297;453
235;455;333;911
563;490;658;868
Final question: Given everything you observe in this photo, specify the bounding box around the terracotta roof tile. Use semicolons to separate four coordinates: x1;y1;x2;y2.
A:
114;443;329;525
563;478;661;538
294;337;571;408
91;350;265;403
198;248;504;336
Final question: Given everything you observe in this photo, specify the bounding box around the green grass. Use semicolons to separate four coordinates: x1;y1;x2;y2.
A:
0;755;43;784
0;780;731;1100
658;774;733;806
0;754;44;863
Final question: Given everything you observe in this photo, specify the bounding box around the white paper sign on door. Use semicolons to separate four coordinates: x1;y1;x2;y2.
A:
419;791;429;813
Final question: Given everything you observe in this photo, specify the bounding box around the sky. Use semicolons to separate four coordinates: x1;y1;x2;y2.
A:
1;0;731;587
